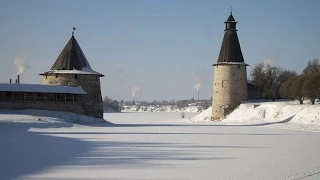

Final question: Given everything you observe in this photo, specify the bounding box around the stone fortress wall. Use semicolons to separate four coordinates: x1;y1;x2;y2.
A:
212;64;248;119
42;73;103;118
0;101;84;115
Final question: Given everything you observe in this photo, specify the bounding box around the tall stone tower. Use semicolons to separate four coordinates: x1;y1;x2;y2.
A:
40;33;104;118
211;12;248;120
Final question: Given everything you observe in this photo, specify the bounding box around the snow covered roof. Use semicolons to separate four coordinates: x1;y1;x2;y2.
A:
213;62;249;66
41;69;104;76
41;35;104;77
0;83;87;94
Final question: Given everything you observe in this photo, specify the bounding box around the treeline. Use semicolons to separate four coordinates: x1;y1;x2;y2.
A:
102;96;211;111
251;59;320;104
102;96;120;112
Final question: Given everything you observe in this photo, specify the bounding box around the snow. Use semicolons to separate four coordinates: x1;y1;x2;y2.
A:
191;106;213;122
214;62;249;65
44;69;104;76
121;105;202;113
0;83;87;94
192;100;320;129
2;102;320;180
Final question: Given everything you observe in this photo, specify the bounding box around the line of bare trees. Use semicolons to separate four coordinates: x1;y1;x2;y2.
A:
250;59;320;104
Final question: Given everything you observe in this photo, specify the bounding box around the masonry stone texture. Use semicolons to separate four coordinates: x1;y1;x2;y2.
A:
211;64;248;119
42;74;103;118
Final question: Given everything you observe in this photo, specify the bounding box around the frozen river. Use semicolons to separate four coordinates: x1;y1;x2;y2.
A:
1;111;320;180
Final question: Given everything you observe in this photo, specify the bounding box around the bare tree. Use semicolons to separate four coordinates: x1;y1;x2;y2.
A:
290;75;307;104
302;73;320;104
265;64;283;100
250;63;265;95
279;76;297;99
103;96;120;112
250;63;283;100
278;70;297;84
303;59;320;74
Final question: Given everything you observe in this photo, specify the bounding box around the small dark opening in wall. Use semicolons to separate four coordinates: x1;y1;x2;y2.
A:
75;74;78;79
45;74;47;79
6;92;11;97
238;65;240;68
56;74;58;78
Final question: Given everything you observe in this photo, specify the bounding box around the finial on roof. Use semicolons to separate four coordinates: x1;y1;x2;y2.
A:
72;26;76;36
231;7;232;15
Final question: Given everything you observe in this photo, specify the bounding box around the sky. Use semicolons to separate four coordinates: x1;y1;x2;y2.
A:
1;0;320;101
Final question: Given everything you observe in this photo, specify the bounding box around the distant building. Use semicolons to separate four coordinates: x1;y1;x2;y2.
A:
0;32;104;118
211;12;248;120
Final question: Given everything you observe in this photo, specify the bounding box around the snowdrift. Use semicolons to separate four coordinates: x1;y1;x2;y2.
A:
191;101;320;126
0;109;108;126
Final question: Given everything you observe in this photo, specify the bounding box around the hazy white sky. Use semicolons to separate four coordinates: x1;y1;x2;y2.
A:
1;0;319;101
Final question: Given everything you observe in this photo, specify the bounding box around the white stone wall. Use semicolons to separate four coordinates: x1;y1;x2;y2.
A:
42;74;103;118
211;64;248;119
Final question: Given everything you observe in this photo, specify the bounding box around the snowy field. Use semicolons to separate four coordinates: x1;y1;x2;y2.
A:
1;105;320;180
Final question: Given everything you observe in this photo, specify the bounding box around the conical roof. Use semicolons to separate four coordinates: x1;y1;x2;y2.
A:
215;13;245;64
41;35;103;76
226;14;235;22
51;35;92;71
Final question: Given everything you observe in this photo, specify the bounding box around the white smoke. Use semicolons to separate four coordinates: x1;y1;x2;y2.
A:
14;49;29;75
194;82;202;91
193;67;207;91
131;86;143;99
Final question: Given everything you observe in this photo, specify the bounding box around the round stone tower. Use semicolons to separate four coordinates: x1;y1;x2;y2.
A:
40;34;104;118
211;13;248;120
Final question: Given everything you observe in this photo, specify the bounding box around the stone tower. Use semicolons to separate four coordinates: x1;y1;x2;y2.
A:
211;13;248;120
40;34;104;118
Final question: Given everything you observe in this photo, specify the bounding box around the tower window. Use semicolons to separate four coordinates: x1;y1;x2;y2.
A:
238;65;240;68
45;74;47;79
56;74;58;78
75;74;78;79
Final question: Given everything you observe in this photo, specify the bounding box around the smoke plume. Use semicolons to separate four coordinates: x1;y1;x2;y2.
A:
131;86;143;99
193;67;207;91
14;49;29;75
194;82;202;91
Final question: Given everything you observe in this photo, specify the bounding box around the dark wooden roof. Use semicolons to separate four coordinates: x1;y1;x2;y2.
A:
226;14;235;22
216;13;245;64
50;35;93;71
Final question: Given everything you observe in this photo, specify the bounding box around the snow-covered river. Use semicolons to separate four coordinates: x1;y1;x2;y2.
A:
1;111;320;180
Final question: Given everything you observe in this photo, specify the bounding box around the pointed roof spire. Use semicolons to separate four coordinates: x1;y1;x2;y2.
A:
50;35;93;71
226;13;236;22
40;32;104;76
215;12;245;64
